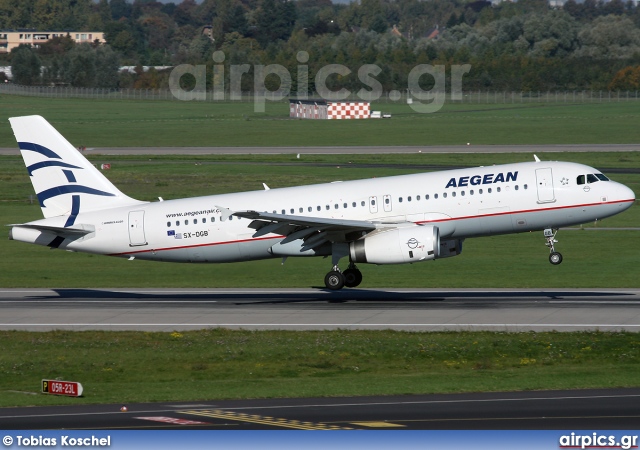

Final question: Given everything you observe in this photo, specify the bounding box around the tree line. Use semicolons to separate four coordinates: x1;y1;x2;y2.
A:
3;0;640;91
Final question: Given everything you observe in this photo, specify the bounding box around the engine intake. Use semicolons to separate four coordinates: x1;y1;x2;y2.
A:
349;225;440;265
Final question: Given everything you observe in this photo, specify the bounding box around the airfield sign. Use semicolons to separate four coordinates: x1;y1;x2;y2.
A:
42;379;83;397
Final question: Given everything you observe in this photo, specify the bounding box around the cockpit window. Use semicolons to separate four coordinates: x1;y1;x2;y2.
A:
577;175;585;185
587;174;599;183
595;173;609;181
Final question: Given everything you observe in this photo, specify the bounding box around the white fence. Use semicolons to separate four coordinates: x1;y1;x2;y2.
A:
1;83;639;104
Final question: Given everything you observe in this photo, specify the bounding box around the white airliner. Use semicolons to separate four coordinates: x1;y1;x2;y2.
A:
8;115;636;290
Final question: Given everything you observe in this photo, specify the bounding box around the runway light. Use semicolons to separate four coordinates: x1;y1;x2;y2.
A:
120;406;128;412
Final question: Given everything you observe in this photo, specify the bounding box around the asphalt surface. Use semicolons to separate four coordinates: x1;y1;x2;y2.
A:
1;389;639;430
1;288;639;332
1;144;640;156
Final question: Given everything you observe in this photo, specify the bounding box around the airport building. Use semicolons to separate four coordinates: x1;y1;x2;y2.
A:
289;99;371;120
0;30;106;54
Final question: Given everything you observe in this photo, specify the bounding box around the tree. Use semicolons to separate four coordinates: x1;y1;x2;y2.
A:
575;15;640;59
63;44;97;87
11;46;42;85
255;0;297;46
110;0;132;20
609;65;640;90
95;45;120;88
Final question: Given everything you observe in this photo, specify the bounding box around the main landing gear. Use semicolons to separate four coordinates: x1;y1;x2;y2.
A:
544;228;563;265
324;263;363;290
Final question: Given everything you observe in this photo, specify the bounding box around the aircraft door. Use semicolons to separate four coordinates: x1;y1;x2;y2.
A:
383;194;392;212
128;210;147;246
535;168;556;203
369;196;378;214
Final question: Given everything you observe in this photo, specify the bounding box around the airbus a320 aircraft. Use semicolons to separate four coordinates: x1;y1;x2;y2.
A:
8;115;636;290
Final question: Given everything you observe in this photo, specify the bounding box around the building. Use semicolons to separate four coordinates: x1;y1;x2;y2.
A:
0;30;106;54
290;99;371;120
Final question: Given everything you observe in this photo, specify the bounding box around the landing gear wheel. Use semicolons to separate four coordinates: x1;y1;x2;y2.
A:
549;252;563;265
343;268;363;288
324;271;345;290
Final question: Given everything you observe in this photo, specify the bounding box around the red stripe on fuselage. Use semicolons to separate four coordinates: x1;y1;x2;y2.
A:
110;199;635;257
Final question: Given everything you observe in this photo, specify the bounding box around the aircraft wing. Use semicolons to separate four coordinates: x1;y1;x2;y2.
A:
234;210;383;250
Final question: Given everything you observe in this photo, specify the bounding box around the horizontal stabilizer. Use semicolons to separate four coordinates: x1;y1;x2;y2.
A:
9;223;94;237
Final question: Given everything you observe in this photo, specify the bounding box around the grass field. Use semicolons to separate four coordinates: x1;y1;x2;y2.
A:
0;153;637;288
0;95;638;408
1;95;640;147
1;329;638;407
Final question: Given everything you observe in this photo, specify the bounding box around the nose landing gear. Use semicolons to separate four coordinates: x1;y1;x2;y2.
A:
544;228;563;265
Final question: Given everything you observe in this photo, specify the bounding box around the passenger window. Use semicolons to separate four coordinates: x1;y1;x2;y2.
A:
587;174;599;183
185;220;189;225
443;193;447;198
361;201;365;206
497;187;501;193
176;221;180;226
470;190;474;195
299;208;303;213
452;192;456;197
326;205;330;210
488;188;492;193
334;204;338;209
229;216;233;221
203;218;207;223
343;203;347;208
416;195;421;200
371;199;375;205
524;184;528;190
408;196;412;202
385;198;390;204
290;208;294;214
352;202;356;207
434;193;438;199
426;194;430;200
194;219;198;224
166;222;171;227
212;217;216;222
461;191;465;196
281;209;285;214
479;189;483;194
308;207;312;212
399;197;403;203
515;185;519;191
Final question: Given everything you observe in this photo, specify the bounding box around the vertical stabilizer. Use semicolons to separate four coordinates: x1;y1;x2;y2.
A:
9;115;145;220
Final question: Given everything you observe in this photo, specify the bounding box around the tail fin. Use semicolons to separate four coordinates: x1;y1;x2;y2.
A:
9;115;144;220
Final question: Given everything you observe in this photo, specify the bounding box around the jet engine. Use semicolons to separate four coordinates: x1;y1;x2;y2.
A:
349;225;439;265
438;238;463;259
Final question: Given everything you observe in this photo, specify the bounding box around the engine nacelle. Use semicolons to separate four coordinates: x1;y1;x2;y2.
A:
349;225;439;265
437;238;463;259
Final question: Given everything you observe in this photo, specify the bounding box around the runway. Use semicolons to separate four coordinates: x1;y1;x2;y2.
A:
1;288;639;332
1;388;639;429
1;144;640;156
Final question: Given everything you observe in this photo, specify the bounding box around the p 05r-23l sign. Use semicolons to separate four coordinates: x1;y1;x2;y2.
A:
42;379;83;397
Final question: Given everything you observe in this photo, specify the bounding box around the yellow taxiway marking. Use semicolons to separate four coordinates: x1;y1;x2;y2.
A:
350;421;406;428
180;410;352;430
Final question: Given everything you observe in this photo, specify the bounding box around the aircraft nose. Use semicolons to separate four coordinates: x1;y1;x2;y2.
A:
616;183;636;209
